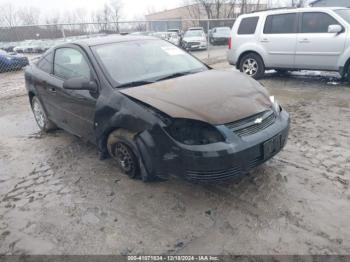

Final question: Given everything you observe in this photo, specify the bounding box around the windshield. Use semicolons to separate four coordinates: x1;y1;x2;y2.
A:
184;30;204;37
93;39;207;86
335;9;350;24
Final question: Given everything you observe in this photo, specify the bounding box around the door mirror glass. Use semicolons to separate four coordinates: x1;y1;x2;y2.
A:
328;24;342;33
63;77;98;92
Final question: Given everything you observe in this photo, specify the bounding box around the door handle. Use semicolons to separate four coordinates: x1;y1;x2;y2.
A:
260;38;269;43
299;38;310;43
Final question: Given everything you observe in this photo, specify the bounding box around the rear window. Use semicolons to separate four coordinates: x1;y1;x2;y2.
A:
238;17;259;35
264;13;297;34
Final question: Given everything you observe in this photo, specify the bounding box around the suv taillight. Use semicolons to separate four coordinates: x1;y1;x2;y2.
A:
228;37;232;49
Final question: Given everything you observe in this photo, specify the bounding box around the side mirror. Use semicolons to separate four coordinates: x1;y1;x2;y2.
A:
63;77;98;92
328;24;342;34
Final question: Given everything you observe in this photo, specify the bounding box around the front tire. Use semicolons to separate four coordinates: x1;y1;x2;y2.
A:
107;129;157;182
31;96;57;132
239;53;265;79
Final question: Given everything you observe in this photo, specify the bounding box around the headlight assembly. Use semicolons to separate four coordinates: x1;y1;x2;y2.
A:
165;119;224;145
270;96;282;114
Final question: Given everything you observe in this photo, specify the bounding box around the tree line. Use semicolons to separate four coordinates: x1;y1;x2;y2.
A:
0;0;309;28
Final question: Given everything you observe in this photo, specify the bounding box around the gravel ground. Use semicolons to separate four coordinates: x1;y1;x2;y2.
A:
0;64;349;255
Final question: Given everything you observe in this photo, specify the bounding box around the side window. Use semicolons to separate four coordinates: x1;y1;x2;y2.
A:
37;52;53;74
53;48;91;80
238;17;259;35
264;13;297;34
302;12;340;33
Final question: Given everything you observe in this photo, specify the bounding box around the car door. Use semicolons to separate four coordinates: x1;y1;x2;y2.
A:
32;52;60;122
295;12;346;70
260;13;298;68
51;46;98;141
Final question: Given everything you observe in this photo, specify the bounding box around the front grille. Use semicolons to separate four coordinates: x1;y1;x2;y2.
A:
185;42;200;48
185;155;265;181
186;165;243;181
226;110;276;137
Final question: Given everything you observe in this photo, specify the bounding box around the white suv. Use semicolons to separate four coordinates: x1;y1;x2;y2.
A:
227;7;350;80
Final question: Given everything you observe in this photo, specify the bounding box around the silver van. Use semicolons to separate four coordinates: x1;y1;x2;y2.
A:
227;7;350;80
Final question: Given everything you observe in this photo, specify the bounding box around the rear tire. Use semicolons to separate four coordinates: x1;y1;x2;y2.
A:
31;96;57;132
239;53;265;79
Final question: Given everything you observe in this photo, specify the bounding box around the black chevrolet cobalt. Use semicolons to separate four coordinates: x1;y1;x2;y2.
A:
25;35;290;182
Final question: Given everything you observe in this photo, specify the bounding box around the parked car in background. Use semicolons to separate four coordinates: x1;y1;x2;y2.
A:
152;32;168;40
0;42;16;52
228;7;350;80
182;27;208;51
166;32;181;46
168;29;182;35
168;28;183;45
130;31;155;36
25;35;289;182
0;49;29;73
209;27;231;45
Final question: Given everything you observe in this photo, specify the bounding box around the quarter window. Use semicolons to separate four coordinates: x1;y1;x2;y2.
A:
301;12;340;33
37;52;53;74
238;17;259;35
264;13;297;34
53;48;91;80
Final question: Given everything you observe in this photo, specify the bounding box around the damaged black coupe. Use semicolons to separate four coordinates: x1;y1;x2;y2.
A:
25;36;290;182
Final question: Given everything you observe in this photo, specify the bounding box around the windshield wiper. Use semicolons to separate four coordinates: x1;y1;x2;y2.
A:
155;71;197;82
116;80;155;88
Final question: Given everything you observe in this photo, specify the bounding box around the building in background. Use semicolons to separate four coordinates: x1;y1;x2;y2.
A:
146;2;267;32
310;0;350;7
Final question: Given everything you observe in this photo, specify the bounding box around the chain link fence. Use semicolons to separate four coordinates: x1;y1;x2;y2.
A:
0;18;235;74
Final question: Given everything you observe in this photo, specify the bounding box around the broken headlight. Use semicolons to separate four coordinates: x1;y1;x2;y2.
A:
165;119;224;145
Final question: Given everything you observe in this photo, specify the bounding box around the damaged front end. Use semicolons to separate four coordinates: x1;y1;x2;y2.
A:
133;107;289;181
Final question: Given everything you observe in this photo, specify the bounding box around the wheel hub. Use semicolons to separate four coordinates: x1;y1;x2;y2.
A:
243;58;258;76
33;100;45;128
115;143;134;173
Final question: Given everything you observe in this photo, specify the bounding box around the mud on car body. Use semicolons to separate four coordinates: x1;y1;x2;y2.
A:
25;35;290;182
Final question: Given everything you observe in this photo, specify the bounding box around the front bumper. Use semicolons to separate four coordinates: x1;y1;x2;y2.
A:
137;110;290;181
182;42;207;51
212;37;229;44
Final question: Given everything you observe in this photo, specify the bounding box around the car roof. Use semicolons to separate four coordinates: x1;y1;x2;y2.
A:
241;6;348;17
68;35;158;47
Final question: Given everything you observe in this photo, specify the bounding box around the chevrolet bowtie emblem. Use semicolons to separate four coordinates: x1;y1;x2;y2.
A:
254;118;263;124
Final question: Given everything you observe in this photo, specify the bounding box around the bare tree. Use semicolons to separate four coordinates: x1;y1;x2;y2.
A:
0;4;20;27
17;7;40;26
184;0;243;19
45;11;61;25
109;0;123;32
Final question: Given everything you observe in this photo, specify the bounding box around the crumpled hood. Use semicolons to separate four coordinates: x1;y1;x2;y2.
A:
120;70;272;125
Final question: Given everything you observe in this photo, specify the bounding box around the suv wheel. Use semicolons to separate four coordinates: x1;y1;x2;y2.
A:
31;96;57;132
239;53;265;79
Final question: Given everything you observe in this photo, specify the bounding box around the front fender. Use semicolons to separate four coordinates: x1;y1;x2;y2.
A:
94;92;163;153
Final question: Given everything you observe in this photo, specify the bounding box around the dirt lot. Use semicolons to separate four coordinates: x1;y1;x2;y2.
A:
0;64;349;255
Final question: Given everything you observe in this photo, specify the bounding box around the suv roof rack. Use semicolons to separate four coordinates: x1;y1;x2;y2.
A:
251;7;297;13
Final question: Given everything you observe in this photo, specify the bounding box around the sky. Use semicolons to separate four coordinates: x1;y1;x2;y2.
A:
0;0;182;20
